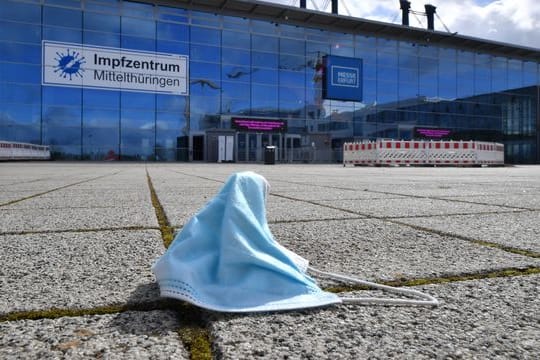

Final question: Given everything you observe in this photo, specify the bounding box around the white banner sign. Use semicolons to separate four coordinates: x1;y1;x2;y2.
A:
42;41;188;95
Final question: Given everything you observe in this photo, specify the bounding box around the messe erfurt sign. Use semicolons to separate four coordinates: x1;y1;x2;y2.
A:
42;41;188;95
231;117;287;133
323;55;363;102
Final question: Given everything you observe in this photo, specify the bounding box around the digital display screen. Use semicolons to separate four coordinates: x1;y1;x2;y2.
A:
415;128;452;139
232;117;287;133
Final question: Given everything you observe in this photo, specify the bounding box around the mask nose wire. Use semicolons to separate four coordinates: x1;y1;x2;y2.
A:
308;267;439;307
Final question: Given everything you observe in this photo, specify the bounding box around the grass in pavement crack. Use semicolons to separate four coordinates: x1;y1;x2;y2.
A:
146;170;175;248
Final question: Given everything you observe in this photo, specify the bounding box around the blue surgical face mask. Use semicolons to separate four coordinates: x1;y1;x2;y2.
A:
152;171;437;313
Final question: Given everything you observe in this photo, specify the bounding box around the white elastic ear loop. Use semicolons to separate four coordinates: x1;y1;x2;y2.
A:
309;267;439;307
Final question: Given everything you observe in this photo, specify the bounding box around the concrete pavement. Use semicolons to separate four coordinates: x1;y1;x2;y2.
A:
1;163;539;359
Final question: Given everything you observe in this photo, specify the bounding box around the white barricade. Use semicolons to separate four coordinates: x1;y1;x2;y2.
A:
0;141;50;160
343;140;504;167
343;141;378;166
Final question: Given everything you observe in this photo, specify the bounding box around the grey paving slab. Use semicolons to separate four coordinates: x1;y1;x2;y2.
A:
397;212;540;253
316;197;521;218
270;188;407;201
3;192;152;210
0;310;188;359
0;205;158;233
210;275;540;360
0;230;163;314
269;219;540;284
0;191;44;205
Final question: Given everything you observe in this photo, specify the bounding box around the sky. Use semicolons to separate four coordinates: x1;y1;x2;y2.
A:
263;0;540;49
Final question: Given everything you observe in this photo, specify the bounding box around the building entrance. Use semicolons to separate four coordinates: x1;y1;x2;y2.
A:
237;133;282;162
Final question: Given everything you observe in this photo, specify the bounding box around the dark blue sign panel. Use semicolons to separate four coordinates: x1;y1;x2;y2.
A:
323;55;363;102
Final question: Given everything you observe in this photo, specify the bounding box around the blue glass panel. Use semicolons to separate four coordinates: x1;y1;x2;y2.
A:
85;1;121;15
84;12;120;33
377;80;398;106
191;27;220;46
157;94;186;112
191;11;221;26
121;36;155;51
122;1;154;18
222;48;250;66
280;38;304;55
0;123;40;143
43;26;82;43
157;6;188;23
190;44;220;62
1;102;41;124
457;62;474;98
222;30;250;49
252;51;278;69
0;1;41;23
222;65;252;81
157;40;189;54
252;20;278;35
378;38;397;54
252;84;278;103
121;17;155;38
43;6;82;28
279;54;306;71
190;78;221;96
331;45;353;57
43;87;82;106
0;42;41;64
279;86;305;104
84;31;120;47
223;16;249;31
508;60;523;88
252;35;278;52
157;22;188;42
0;83;41;104
491;57;508;92
419;57;438;97
44;0;81;8
221;98;250;114
190;95;220;114
121;92;156;109
0;21;41;43
83;89;120;109
191;61;220;82
221;81;250;99
0;63;41;84
378;66;398;82
522;61;537;87
83;108;119;127
279;70;305;88
251;68;278;84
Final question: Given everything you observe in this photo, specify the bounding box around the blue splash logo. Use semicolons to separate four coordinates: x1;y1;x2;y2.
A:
54;49;85;80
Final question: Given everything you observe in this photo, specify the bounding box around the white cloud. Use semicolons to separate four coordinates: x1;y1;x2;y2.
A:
262;0;540;49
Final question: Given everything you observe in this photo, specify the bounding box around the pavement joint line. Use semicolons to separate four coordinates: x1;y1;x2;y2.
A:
0;226;160;237
146;169;175;249
271;193;540;259
0;171;122;207
2;267;538;323
269;179;537;212
324;266;540;293
146;168;213;359
387;219;540;258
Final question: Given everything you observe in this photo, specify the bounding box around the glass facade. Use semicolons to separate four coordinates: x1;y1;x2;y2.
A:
1;0;539;163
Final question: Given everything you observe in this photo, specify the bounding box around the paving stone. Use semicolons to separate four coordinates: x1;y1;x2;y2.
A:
0;230;163;314
397;212;540;253
0;205;158;233
269;219;540;285
0;310;188;359
210;275;540;360
440;194;540;210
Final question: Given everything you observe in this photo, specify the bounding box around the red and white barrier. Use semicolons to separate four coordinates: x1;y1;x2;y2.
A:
0;141;50;160
343;140;504;167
